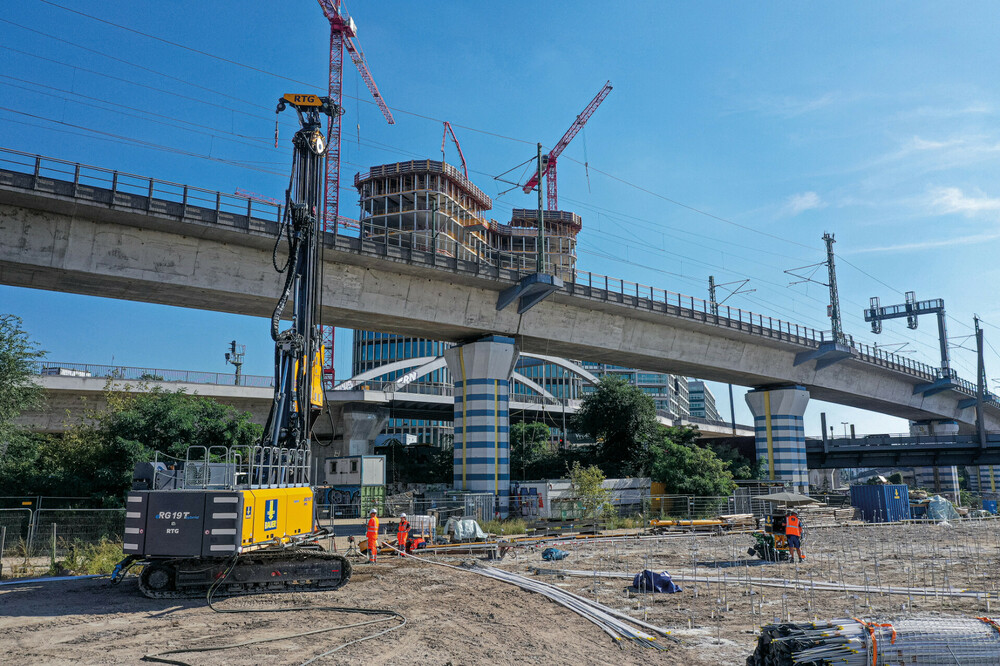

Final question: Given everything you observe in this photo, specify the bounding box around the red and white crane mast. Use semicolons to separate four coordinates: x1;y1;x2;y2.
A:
315;0;394;386
522;80;612;210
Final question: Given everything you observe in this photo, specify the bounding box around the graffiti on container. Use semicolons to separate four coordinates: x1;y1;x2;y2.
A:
330;487;361;507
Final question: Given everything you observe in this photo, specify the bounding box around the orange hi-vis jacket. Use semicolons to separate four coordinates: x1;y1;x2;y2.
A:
397;519;410;539
785;515;801;536
367;515;379;537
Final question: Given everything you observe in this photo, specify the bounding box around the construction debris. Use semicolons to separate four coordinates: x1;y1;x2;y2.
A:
746;616;1000;665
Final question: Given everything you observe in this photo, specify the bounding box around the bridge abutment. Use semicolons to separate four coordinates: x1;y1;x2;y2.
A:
745;386;810;493
444;335;517;517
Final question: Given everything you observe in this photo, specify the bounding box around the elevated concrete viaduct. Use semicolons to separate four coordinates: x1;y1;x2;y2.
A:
2;160;997;438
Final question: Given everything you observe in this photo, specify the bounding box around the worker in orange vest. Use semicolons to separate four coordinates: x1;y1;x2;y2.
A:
366;508;379;564
785;510;805;562
396;513;410;557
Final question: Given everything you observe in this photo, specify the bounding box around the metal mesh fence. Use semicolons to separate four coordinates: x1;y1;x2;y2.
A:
26;509;125;559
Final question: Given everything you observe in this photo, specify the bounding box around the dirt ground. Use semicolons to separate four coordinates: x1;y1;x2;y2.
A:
2;521;998;665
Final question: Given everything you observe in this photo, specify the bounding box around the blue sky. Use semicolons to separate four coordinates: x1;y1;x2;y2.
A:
3;1;999;436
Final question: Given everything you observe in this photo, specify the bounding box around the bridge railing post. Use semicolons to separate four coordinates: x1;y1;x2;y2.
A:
146;178;154;212
215;192;221;224
71;164;80;198
31;155;40;190
110;171;119;207
182;185;189;218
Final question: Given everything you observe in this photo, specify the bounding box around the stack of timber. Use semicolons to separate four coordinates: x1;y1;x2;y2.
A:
747;616;1000;665
649;513;755;534
793;504;854;526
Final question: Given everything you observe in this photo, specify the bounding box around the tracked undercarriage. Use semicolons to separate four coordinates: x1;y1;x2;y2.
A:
136;548;352;599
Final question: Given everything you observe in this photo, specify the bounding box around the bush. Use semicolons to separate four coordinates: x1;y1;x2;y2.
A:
481;518;527;536
51;538;124;575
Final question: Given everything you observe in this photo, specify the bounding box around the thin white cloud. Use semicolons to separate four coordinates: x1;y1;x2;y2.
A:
928;186;1000;216
727;92;841;118
780;191;826;216
853;230;1000;254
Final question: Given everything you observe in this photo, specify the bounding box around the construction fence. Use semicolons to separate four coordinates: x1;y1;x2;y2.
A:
0;507;125;562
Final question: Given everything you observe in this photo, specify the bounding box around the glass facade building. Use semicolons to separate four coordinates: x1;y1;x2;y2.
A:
687;380;721;421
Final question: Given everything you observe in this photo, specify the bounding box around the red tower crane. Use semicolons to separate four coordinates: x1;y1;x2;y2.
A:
522;80;612;210
316;0;395;387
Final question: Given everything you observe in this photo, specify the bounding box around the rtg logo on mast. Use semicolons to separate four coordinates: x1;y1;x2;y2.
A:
264;499;278;531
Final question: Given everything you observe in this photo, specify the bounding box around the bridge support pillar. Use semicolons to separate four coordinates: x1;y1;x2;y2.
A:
339;404;390;457
745;386;809;492
910;420;961;503
967;465;999;495
444;335;518;517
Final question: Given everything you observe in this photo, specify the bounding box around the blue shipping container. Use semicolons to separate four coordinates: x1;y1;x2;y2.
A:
850;484;910;523
984;500;998;514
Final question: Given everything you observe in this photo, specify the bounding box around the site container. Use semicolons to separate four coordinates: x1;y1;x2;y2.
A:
983;500;998;514
850;484;909;523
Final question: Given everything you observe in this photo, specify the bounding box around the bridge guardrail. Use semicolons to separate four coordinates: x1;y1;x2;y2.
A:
3;146;993;406
31;361;274;388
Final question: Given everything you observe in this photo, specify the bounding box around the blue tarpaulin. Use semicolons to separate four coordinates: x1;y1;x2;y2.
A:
632;569;682;593
541;548;570;561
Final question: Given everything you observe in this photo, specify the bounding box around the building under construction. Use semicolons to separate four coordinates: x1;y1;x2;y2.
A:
354;159;581;280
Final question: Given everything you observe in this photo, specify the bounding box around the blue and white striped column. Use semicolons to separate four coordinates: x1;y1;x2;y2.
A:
913;466;960;500
444;335;517;516
745;386;810;493
910;421;961;503
966;466;999;494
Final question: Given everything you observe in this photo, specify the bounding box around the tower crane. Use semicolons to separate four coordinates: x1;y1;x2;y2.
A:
316;0;395;386
522;80;612;210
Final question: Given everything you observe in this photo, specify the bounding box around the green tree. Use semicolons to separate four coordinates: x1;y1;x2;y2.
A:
648;428;736;496
568;461;614;527
572;376;658;476
101;388;262;459
0;380;264;505
887;471;904;485
711;443;765;480
0;315;45;458
509;421;557;480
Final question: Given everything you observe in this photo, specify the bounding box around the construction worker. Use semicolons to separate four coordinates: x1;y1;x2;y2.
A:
396;513;410;557
785;510;805;562
366;508;379;564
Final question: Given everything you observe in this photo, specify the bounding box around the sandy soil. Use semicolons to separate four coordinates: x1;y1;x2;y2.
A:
2;521;997;665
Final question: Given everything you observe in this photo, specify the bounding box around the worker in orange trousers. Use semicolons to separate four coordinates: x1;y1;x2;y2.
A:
397;513;410;557
366;508;379;563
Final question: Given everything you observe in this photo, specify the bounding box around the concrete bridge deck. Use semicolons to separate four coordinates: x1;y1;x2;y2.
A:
1;148;997;430
18;365;753;438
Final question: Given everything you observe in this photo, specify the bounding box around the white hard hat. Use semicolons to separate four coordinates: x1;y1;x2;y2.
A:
400;513;406;518
369;508;377;514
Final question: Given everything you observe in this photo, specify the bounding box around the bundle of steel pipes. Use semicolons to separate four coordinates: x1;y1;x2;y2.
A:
746;616;1000;665
466;565;677;649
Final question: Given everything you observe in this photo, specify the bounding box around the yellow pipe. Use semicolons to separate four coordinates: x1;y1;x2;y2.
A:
764;391;775;480
494;379;499;496
991;466;996;493
459;347;467;490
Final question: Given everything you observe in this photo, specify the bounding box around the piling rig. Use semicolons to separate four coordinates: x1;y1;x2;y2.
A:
113;94;352;598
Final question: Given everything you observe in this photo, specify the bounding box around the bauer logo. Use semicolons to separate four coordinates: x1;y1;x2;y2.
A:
264;499;278;531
